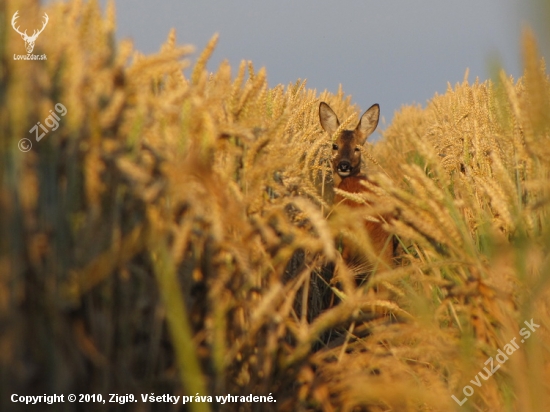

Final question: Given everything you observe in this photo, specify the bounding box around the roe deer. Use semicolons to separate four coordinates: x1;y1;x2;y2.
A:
319;102;394;273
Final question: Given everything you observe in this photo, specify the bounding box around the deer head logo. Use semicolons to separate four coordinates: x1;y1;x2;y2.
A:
11;11;49;54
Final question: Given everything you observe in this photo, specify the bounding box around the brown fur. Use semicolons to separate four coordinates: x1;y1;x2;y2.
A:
335;176;394;270
319;102;394;272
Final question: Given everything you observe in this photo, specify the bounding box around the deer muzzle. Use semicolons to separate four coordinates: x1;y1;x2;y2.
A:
337;160;353;177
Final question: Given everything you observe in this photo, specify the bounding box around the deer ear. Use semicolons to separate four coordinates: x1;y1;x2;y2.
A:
356;104;380;143
319;102;340;136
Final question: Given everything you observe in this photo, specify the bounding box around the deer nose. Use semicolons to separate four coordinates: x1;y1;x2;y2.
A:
338;161;352;173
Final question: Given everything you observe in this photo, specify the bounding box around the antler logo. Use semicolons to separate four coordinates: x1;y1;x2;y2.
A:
11;11;49;54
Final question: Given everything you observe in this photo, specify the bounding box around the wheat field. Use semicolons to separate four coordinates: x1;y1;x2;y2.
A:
2;0;550;411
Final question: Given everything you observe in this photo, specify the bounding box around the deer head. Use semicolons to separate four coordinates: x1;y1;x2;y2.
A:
319;102;380;179
12;11;49;54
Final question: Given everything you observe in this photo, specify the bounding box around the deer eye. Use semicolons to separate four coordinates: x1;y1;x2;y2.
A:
332;144;339;150
354;146;361;152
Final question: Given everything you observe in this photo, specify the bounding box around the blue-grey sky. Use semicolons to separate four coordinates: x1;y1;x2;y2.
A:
58;1;548;130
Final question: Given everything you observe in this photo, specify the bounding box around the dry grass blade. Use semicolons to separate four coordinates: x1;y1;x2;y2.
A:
3;1;550;411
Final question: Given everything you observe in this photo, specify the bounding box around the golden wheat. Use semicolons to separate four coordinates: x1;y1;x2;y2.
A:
3;1;550;411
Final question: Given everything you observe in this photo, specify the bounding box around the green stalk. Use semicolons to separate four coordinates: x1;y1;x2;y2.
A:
152;242;211;412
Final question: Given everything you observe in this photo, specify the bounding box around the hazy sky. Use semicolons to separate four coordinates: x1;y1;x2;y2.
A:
77;1;547;131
